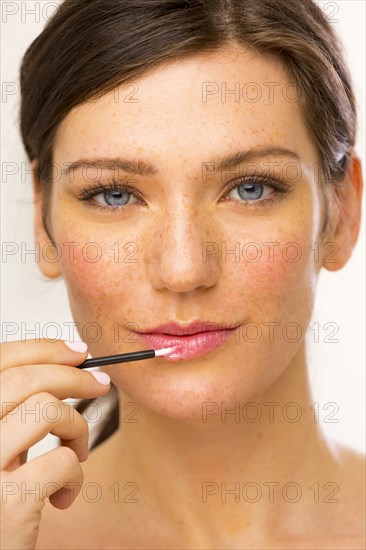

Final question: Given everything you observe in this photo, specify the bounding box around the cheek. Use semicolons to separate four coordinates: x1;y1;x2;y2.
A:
226;224;318;326
62;249;129;300
243;237;315;291
56;222;142;304
219;190;320;303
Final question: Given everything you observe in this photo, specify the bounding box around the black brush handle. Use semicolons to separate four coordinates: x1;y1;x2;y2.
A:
77;350;156;369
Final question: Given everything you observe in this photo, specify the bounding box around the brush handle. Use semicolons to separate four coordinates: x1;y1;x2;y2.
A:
77;350;156;368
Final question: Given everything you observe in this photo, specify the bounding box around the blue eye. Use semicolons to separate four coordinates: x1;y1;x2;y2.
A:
222;175;291;208
237;181;264;200
101;189;131;207
77;182;142;211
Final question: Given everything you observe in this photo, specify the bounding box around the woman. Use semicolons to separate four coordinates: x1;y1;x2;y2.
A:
1;0;364;548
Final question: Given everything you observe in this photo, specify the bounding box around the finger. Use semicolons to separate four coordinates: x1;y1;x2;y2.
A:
0;338;89;372
0;363;110;420
6;446;85;510
1;392;89;470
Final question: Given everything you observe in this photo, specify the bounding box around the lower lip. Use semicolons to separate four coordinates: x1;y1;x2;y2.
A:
134;328;239;362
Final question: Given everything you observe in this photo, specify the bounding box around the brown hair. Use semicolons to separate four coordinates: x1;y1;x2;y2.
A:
19;0;357;450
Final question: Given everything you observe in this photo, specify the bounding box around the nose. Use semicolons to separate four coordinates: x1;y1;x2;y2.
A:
146;201;220;294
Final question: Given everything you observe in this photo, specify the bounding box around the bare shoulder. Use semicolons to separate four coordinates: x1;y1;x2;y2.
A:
337;444;365;499
331;444;365;534
272;445;365;550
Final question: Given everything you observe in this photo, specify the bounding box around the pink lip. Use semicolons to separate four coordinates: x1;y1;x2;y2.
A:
138;320;238;336
134;327;241;362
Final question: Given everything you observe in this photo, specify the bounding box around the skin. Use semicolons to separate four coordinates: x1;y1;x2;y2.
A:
33;44;364;548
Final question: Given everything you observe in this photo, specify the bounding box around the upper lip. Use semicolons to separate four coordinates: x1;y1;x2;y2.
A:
136;321;239;336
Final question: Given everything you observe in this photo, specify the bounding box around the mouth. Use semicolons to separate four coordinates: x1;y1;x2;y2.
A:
133;321;241;362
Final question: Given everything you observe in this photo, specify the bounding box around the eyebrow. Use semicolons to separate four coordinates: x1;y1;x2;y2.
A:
62;158;157;177
62;146;302;177
219;146;301;170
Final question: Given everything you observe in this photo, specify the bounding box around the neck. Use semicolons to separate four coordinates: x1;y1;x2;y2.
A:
97;344;339;546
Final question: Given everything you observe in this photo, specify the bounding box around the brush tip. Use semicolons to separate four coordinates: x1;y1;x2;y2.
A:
154;346;178;356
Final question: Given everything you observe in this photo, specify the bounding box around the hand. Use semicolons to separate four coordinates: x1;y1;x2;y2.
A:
0;338;111;550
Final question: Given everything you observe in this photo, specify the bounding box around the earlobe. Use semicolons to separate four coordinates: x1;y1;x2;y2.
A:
32;160;62;280
322;154;363;272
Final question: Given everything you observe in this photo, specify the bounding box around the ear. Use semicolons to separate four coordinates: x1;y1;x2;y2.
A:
322;154;363;272
32;160;62;279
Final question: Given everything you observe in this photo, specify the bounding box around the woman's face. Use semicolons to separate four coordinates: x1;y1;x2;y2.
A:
45;45;326;419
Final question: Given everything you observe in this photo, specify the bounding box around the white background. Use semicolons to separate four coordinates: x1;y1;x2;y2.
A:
1;1;365;457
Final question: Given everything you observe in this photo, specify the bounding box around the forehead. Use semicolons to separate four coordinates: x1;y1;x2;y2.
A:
53;44;318;169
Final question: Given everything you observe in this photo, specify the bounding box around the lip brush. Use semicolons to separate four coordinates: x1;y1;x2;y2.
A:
76;346;178;369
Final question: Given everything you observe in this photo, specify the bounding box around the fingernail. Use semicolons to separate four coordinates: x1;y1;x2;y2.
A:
90;371;111;385
64;340;88;353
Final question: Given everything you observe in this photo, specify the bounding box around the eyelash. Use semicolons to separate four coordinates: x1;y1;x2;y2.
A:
76;174;291;213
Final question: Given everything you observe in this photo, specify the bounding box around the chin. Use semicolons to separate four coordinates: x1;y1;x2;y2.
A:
102;341;299;423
